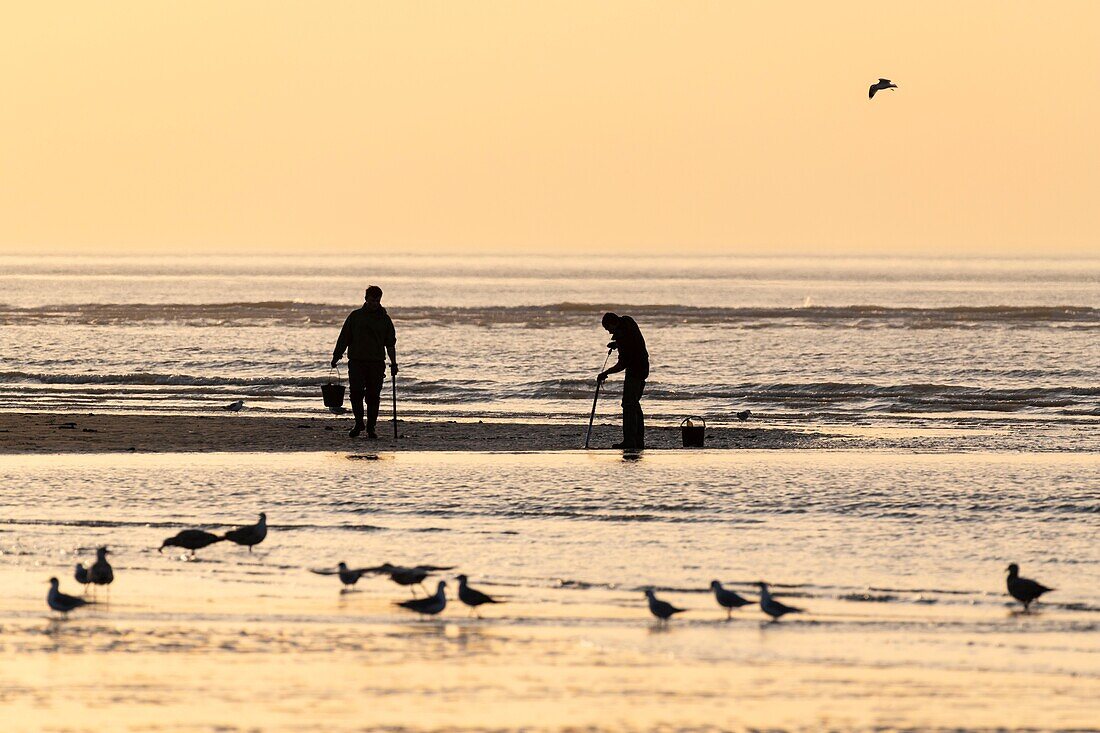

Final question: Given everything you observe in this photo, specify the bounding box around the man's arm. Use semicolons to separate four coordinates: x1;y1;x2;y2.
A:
385;315;399;375
331;315;352;368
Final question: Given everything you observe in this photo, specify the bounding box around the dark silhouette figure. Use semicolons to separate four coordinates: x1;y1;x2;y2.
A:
310;562;376;590
456;574;503;617
757;581;803;621
223;513;268;552
88;547;114;592
368;562;456;596
159;529;226;556
396;580;447;617
869;78;897;99
598;313;650;450
736;410;751;422
710;580;753;620
48;577;95;615
1006;563;1053;612
74;563;90;591
644;589;686;623
332;285;398;439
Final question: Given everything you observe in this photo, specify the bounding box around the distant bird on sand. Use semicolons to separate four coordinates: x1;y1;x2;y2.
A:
710;580;753;620
868;78;897;99
48;577;96;615
396;580;447;617
224;400;244;412
88;547;114;592
456;574;503;616
757;582;803;621
159;529;226;557
645;589;686;623
1006;563;1054;612
736;410;751;422
311;562;375;590
369;563;455;596
223;513;267;552
74;563;90;591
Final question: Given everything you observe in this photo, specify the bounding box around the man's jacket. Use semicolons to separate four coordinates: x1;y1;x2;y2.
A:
333;305;396;363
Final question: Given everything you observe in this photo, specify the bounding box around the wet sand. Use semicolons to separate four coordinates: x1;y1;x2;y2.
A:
0;412;824;454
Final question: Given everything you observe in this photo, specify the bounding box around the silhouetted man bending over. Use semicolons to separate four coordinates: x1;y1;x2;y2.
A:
597;312;650;450
332;285;398;439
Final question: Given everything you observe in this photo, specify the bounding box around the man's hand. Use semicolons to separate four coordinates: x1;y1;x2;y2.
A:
597;371;608;383
606;342;617;350
390;363;399;376
330;358;340;369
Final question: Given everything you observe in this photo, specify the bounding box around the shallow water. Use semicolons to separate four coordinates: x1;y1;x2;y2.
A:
1;450;1096;731
2;256;1098;450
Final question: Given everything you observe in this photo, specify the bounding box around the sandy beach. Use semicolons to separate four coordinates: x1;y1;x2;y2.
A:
0;412;826;454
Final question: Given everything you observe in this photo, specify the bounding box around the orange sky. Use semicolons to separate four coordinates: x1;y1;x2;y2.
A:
1;1;1097;256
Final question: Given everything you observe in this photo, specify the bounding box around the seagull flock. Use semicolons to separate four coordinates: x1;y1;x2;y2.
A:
46;516;1058;625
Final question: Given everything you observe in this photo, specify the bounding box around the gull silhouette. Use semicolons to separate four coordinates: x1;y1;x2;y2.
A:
311;562;376;590
645;589;686;623
48;577;96;616
396;580;447;618
710;580;753;620
757;581;803;621
223;513;267;553
456;574;504;617
869;78;897;99
159;529;226;557
1006;563;1054;612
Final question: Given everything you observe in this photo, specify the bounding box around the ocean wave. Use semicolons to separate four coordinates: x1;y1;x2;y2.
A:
1;301;1097;328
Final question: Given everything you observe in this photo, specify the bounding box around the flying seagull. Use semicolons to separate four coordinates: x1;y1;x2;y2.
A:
869;78;898;99
224;400;244;412
396;580;448;617
48;577;96;615
311;562;376;590
159;529;226;557
757;581;803;621
367;563;456;596
644;589;686;623
710;580;753;620
223;513;268;552
1006;563;1054;612
456;574;504;617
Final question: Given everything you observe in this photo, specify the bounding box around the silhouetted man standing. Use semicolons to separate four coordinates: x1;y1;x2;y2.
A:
597;312;649;450
332;285;398;439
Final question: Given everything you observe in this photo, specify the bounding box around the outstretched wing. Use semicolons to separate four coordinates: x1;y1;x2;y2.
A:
878;78;891;84
869;85;877;99
309;568;339;576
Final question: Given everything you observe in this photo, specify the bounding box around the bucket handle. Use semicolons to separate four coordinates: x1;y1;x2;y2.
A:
680;416;706;428
332;363;343;380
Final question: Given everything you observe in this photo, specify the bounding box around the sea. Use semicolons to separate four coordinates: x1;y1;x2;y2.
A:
1;254;1098;730
1;254;1098;451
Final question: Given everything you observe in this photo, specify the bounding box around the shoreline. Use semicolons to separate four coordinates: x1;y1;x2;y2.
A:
0;413;827;454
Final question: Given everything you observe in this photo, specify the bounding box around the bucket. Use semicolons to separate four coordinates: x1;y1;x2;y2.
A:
322;367;345;409
680;416;706;447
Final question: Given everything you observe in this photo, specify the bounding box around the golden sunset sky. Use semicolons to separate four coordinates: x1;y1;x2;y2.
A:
1;1;1097;256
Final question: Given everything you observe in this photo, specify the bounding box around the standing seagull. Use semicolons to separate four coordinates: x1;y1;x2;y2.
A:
868;78;898;99
223;513;268;553
223;400;244;412
74;563;90;591
1006;563;1054;612
159;529;226;557
88;547;114;594
644;589;686;624
456;574;503;617
310;562;375;590
396;580;447;618
757;582;803;622
48;577;96;616
710;580;753;620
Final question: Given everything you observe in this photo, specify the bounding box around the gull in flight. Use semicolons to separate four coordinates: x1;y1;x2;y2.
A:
869;78;898;99
644;589;686;623
757;581;803;621
48;577;96;616
710;580;753;620
224;400;244;412
223;513;268;553
368;563;456;596
396;580;448;618
159;529;226;557
1006;563;1054;612
310;562;376;590
456;574;504;617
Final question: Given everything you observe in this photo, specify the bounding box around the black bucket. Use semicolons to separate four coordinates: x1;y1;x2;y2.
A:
680;416;706;447
322;367;345;409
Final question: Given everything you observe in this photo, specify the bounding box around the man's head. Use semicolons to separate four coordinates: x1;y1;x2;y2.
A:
601;312;620;333
364;285;383;310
